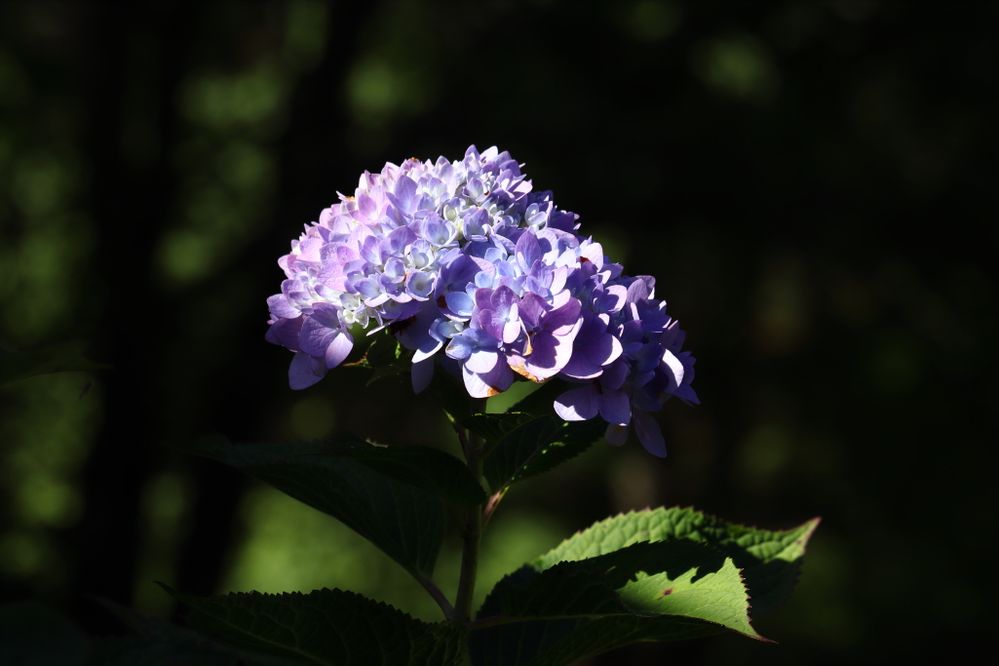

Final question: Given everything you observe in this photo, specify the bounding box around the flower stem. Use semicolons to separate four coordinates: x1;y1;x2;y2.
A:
482;488;506;529
415;571;455;620
454;429;483;623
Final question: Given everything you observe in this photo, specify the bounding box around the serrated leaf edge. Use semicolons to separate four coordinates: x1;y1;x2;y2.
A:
533;507;821;569
161;584;460;666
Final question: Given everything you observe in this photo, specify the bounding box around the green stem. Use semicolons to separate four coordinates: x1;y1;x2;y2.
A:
454;429;483;623
415;571;455;621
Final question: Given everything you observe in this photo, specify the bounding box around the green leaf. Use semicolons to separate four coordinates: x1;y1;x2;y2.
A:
166;587;466;666
333;439;487;507
463;412;603;492
470;541;759;666
470;508;819;665
341;330;403;369
342;334;412;387
501;377;565;415
187;436;485;577
535;507;820;616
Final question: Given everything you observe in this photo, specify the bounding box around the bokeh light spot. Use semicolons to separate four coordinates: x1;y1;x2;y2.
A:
693;35;779;101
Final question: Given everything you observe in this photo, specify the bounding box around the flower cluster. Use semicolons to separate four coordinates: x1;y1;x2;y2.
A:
266;146;698;455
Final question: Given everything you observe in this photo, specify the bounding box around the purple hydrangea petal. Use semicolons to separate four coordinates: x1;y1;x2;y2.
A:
518;293;546;328
462;362;513;398
412;342;443;364
502;318;521;345
466;349;499;374
561;313;623;379
406;271;436;300
633;411;666;457
352;276;381;300
598;389;631;426
325;331;354;368
265;317;303;350
661;348;685;387
420;214;451;245
389;175;418;214
411;357;434;394
595;284;628;313
626;276;655;304
309;302;342;328
579;241;604;269
599;358;629;391
676;385;701;405
490;284;517;310
357;192;378;218
515;229;544;274
474;287;493;311
364;292;391;307
543;297;582;333
394;306;440;353
560;354;601;380
268;294;301;319
510;316;582;382
661;319;687;350
360;235;384;265
386;226;417;255
445;335;474;361
445;291;475;318
266;144;697;457
289;352;326;390
299;318;339;357
635;299;670;332
462;207;490;240
554;385;599;421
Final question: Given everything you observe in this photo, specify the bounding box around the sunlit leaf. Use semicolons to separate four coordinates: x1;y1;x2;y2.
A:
469;508;819;665
471;542;757;666
537;507;820;616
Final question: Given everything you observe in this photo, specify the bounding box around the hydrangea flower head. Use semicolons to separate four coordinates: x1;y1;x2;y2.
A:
266;146;698;455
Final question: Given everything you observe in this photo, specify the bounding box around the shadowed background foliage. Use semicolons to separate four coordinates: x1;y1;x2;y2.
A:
0;0;994;662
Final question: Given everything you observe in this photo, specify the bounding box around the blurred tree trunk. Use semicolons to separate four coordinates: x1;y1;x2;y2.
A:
68;3;189;624
171;0;381;599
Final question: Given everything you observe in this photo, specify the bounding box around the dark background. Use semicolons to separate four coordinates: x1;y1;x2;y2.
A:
1;0;995;663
